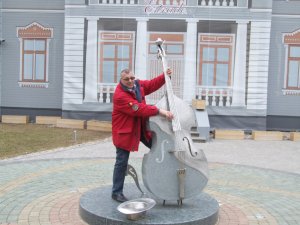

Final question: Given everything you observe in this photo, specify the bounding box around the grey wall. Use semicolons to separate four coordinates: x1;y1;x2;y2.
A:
65;0;86;5
0;0;2;114
251;0;272;9
2;0;64;10
267;1;300;117
1;0;64;109
272;0;300;15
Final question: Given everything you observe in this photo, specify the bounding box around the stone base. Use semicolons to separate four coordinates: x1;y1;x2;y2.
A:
79;184;219;225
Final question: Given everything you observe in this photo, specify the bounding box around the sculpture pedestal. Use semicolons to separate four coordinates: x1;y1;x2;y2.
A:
79;184;219;225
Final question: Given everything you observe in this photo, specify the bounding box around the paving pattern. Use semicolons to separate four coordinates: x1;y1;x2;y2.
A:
0;139;300;225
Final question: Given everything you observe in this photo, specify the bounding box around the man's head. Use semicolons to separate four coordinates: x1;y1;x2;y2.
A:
120;69;135;89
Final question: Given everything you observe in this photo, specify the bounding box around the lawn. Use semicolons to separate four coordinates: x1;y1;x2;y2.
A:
0;123;111;159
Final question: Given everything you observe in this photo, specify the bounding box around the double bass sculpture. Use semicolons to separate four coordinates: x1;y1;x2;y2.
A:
142;38;209;204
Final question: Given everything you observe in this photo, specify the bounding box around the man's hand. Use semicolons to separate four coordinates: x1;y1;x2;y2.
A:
158;108;174;120
166;68;172;77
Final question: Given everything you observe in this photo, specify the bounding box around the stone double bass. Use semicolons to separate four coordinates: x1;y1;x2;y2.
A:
142;38;209;204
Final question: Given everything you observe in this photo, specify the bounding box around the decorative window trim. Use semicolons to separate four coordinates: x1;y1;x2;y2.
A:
282;89;300;96
18;82;49;88
282;28;300;94
17;22;53;88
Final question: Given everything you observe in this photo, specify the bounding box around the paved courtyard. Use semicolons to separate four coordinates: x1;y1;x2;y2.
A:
0;137;299;225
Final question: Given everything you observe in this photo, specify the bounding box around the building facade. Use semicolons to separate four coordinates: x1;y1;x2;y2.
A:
0;0;299;130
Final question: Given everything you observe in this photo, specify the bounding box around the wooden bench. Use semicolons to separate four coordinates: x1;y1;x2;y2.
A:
36;116;61;125
252;131;283;141
214;129;245;140
1;115;29;124
56;119;86;129
87;120;112;132
290;132;300;141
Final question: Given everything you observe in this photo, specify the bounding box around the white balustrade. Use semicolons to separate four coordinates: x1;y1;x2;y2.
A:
89;0;240;6
219;89;223;107
205;89;209;106
196;86;233;107
91;0;138;4
98;83;117;103
99;84;104;103
212;89;217;106
198;0;239;7
226;89;231;106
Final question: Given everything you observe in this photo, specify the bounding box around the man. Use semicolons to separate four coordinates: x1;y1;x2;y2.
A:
111;68;173;202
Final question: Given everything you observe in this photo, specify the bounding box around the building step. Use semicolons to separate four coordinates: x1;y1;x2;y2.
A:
214;129;245;140
36;116;61;125
56;119;86;129
290;132;300;141
1;115;29;124
87;120;112;132
252;131;283;141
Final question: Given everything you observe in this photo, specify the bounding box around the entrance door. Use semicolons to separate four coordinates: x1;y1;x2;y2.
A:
146;33;185;104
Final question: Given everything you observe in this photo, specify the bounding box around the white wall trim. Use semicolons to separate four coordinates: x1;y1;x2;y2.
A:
2;9;64;13
272;14;300;19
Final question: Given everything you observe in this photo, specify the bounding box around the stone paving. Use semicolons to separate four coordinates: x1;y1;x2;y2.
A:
0;138;299;225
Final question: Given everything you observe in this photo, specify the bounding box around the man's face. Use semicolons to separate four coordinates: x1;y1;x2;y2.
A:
120;72;135;89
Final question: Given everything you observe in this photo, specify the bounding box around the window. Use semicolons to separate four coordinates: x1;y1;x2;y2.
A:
198;34;234;87
17;22;53;88
286;45;300;89
100;42;132;83
99;32;134;83
283;29;300;94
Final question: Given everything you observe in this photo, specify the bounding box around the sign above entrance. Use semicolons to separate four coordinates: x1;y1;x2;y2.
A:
144;0;187;15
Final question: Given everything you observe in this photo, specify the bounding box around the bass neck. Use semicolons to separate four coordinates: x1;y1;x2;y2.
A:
161;56;182;132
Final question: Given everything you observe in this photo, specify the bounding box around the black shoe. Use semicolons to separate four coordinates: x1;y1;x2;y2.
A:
112;193;128;203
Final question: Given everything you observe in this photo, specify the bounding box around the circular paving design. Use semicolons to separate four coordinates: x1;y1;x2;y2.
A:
0;159;299;225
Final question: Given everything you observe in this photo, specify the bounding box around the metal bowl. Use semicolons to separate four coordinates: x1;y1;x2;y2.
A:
117;198;156;220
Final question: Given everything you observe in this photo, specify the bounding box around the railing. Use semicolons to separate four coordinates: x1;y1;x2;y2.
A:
89;0;138;5
89;0;186;5
198;0;236;7
196;86;233;107
89;0;248;7
98;83;232;107
98;83;233;107
98;83;117;103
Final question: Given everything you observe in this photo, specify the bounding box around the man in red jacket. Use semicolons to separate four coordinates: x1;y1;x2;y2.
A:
111;68;173;202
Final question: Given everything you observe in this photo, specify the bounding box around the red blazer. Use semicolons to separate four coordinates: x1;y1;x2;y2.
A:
112;74;165;151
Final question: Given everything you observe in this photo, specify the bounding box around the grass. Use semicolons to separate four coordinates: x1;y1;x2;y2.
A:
0;123;112;159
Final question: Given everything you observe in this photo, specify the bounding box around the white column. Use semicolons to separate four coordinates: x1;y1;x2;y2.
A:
183;18;198;102
84;17;99;102
135;18;148;80
231;20;248;107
